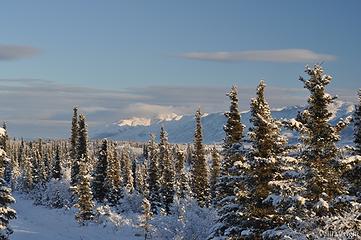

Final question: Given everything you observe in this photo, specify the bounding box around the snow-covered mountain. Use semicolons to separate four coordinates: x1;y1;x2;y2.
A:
92;101;356;144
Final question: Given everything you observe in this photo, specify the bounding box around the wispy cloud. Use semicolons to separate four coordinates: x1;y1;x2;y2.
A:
0;44;40;61
179;49;336;63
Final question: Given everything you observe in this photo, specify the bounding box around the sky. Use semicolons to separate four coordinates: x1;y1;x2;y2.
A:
0;0;360;138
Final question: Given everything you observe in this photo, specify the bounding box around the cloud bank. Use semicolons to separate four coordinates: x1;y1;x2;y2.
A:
0;79;355;139
179;49;336;62
0;44;40;61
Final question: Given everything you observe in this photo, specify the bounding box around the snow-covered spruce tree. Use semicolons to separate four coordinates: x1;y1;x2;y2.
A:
191;109;210;208
121;146;134;193
70;107;79;185
242;80;288;237
105;142;122;206
159;127;175;214
74;157;95;224
185;144;193;167
249;80;287;158
51;145;62;180
354;89;361;155
140;197;153;240
135;163;148;196
0;179;16;240
92;139;108;202
0;128;16;240
147;134;161;214
175;146;189;199
210;146;221;206
75;114;88;184
209;86;246;239
286;65;350;207
20;151;33;193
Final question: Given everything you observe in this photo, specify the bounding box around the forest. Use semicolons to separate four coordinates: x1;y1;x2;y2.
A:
0;65;360;240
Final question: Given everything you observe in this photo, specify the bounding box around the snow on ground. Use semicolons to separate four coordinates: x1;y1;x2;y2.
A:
11;193;141;240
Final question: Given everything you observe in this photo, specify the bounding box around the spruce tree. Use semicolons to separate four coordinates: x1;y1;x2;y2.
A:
0;128;16;240
191;109;210;207
209;146;220;205
0;179;16;240
74;114;88;185
147;134;161;214
70;107;79;185
135;163;148;196
243;80;287;237
354;89;361;155
74;157;94;223
209;86;246;239
21;153;33;193
51;145;62;180
175;146;189;199
121;147;134;193
249;80;287;158
106;142;122;206
140;197;152;240
159;127;175;214
295;65;348;203
92;139;108;202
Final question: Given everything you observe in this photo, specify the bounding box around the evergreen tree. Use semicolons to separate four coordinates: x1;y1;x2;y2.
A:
121;147;134;193
52;145;62;180
209;86;246;239
106;142;122;206
147;134;161;214
92;139;108;202
140;197;152;240
289;65;349;204
135;163;148;196
209;146;220;205
242;80;287;237
191;109;210;207
74;157;94;224
70;107;79;185
0;128;16;240
175;146;189;199
0;179;16;240
73;114;88;185
354;89;361;155
159;127;175;214
249;80;287;158
21;153;33;193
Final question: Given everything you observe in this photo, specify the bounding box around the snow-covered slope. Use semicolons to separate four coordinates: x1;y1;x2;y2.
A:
11;194;140;240
92;101;355;144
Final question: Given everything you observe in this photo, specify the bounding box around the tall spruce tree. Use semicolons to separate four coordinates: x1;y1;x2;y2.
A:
294;65;349;203
191;109;210;207
175;146;189;199
209;146;220;205
0;128;16;240
249;80;287;158
92;139;108;202
74;114;88;186
243;80;287;237
70;107;79;185
354;89;361;155
159;127;175;214
74;157;94;223
121;147;134;193
51;145;62;180
147;134;161;214
209;86;246;239
106;142;122;206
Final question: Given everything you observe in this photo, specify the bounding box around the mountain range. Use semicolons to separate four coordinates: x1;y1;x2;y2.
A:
92;101;356;145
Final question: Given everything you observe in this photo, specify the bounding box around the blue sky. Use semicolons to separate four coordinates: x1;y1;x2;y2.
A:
0;1;360;138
